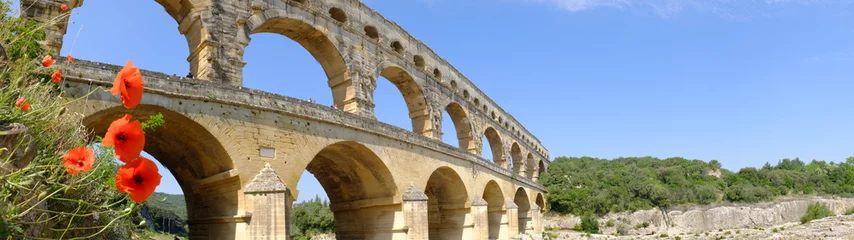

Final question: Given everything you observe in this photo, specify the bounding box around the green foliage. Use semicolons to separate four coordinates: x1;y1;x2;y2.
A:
290;196;335;240
801;203;834;224
574;213;600;234
659;233;669;237
141;113;165;132
543;156;854;215
845;208;854;215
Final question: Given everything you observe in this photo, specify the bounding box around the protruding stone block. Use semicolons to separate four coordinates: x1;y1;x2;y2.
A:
402;184;429;240
244;163;291;240
506;201;519;239
471;197;489;240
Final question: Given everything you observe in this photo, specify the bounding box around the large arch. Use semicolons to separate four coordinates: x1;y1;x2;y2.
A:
81;105;238;237
535;193;545;212
510;143;524;175
514;188;532;236
445;102;475;153
483;127;506;168
483;181;505;239
425;167;469;240
303;141;399;240
378;66;433;136
247;14;352;110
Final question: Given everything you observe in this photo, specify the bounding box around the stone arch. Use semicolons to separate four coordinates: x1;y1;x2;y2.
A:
514;188;532;235
426;167;469;240
535;193;545;212
483;181;505;239
483;127;506;168
155;0;194;25
302;141;399;239
81;105;237;236
538;160;546;178
378;65;433;136
444;102;475;153
510;143;524;175
245;10;352;110
526;153;536;179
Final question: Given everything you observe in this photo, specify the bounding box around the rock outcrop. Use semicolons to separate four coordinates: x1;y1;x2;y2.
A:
544;196;854;236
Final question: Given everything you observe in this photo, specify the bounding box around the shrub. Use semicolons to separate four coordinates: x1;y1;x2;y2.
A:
616;223;629;236
846;208;854;215
772;228;778;233
801;203;835;224
605;219;615;227
659;233;669;237
574;213;600;234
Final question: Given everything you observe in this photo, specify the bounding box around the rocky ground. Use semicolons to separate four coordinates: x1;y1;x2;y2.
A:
544;214;854;240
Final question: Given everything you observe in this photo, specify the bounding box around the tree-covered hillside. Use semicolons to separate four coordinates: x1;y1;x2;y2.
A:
144;192;188;236
542;156;854;216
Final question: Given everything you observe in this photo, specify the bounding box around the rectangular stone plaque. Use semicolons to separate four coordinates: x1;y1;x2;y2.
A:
259;147;275;158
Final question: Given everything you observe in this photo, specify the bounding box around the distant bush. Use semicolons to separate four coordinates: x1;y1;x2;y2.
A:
801;203;835;224
845;208;854;215
574;213;600;234
290;197;335;240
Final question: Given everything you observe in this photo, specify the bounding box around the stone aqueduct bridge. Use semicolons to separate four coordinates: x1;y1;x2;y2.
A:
26;0;551;239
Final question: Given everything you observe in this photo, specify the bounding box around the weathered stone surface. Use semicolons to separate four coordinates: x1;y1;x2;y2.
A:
244;163;288;193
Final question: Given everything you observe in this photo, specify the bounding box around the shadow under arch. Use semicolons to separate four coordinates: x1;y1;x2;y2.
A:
378;65;433;136
246;12;352;109
514;188;531;236
426;167;469;240
483;127;506;168
445;102;475;153
482;180;505;239
303;141;399;240
81;105;238;238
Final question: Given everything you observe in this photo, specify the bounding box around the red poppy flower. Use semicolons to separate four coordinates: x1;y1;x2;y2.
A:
110;60;144;109
62;146;94;176
115;157;161;203
102;114;145;162
66;55;74;64
42;55;55;67
51;70;62;83
60;4;68;11
15;97;30;111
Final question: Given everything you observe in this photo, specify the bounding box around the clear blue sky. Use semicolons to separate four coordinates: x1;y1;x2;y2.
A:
56;0;853;202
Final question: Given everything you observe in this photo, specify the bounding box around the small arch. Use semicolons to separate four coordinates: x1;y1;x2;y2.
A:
462;90;470;99
433;68;442;80
498;117;503;124
364;25;379;40
391;41;404;54
413;55;425;70
490;111;496;119
450;80;458;90
538;160;546;178
511;143;523;174
483;181;505;239
473;98;480;106
504;123;509;128
483;127;506;168
514;188;532;235
482;105;487;112
426;167;468;240
328;8;347;22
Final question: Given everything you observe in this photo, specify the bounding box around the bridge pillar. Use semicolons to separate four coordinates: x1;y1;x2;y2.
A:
244;164;291;240
19;0;83;54
532;206;542;234
402;184;429;240
506;201;518;239
471;197;489;240
181;1;251;86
